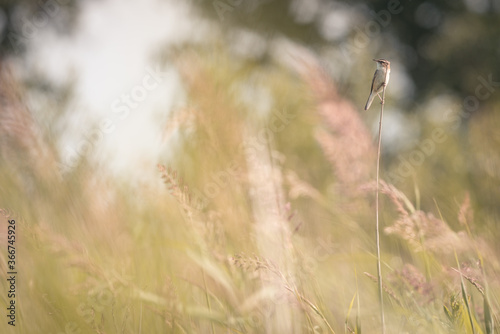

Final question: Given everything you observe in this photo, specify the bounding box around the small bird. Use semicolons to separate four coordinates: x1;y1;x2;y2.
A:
364;59;391;110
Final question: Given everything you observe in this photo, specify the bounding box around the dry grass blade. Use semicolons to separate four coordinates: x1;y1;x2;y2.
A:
451;267;485;296
188;251;238;306
284;285;336;334
364;272;403;308
375;84;387;334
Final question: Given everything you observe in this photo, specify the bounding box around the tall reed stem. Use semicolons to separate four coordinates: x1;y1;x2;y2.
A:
376;85;387;334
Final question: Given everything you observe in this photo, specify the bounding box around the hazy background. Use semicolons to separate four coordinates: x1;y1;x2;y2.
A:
1;0;499;199
1;0;500;333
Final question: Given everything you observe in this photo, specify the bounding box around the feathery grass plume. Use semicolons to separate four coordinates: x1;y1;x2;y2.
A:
158;164;193;211
285;170;324;202
385;210;467;254
0;60;55;176
361;180;467;254
158;164;201;225
158;164;225;252
294;57;375;187
452;266;485;296
231;253;281;280
399;264;429;294
364;272;403;308
388;263;434;305
231;253;336;334
360;180;415;218
0;62;40;157
448;258;497;327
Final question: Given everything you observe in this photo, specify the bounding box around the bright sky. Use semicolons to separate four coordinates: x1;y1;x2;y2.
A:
23;0;206;182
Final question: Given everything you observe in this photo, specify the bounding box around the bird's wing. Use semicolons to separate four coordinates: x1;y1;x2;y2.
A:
369;69;377;94
373;69;385;93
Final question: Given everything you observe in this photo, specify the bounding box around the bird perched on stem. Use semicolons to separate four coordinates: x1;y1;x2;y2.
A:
364;59;390;110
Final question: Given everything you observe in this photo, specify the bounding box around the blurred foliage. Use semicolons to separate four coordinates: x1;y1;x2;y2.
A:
1;0;500;102
0;0;78;55
1;0;500;333
191;0;500;102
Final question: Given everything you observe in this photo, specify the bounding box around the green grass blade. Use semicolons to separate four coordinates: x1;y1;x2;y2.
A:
345;291;357;333
484;296;493;334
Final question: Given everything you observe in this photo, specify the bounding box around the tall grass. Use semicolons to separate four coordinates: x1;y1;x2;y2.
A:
0;49;499;334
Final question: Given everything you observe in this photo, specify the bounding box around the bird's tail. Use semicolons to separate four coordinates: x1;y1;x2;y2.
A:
364;92;375;110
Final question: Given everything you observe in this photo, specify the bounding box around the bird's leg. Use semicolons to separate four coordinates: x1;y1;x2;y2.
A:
377;92;384;104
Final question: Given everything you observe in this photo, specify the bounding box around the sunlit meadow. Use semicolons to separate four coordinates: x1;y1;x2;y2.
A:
1;41;500;334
